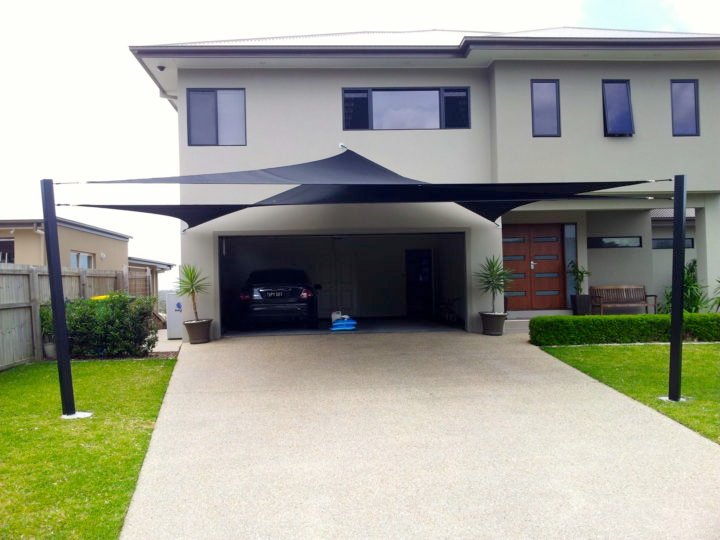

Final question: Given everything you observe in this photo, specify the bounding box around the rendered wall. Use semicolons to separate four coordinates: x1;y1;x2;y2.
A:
491;61;720;194
587;210;654;293
651;222;697;302
0;227;128;270
695;193;720;288
57;227;128;271
178;68;492;182
0;229;44;265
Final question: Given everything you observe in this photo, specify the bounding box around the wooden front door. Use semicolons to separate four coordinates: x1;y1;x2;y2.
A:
502;224;566;310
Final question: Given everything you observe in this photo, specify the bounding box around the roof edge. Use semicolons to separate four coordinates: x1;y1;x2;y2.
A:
131;35;720;58
128;256;175;270
0;218;131;241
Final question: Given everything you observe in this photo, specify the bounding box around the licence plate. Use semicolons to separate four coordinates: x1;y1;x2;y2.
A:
265;291;285;298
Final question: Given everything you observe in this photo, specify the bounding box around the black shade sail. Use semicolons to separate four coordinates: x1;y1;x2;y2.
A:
76;149;659;228
87;150;422;185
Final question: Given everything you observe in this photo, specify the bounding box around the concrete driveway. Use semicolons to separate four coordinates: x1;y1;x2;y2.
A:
122;332;720;539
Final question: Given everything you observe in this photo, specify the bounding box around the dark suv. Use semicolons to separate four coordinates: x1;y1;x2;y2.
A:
239;268;319;327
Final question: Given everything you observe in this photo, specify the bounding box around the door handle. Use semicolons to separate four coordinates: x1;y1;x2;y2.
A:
530;260;537;270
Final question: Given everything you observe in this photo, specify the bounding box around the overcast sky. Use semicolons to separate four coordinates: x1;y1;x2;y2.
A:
1;0;718;287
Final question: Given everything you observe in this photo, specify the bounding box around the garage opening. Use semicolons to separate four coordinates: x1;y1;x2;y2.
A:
219;233;466;334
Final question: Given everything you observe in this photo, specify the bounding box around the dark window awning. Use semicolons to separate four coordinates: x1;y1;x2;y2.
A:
72;149;664;228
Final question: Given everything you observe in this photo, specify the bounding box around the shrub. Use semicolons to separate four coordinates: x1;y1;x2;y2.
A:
39;293;158;358
658;259;709;313
529;313;720;346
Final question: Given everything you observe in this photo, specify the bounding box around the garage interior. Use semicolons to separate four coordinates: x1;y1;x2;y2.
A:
219;233;466;333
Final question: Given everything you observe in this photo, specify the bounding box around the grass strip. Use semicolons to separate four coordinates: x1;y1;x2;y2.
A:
0;359;175;539
544;343;719;444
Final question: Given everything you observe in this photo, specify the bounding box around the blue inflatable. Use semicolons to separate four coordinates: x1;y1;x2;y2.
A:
331;317;357;331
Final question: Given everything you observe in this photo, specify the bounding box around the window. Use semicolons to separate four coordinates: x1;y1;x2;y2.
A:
187;89;246;146
587;236;642;249
602;80;634;136
343;88;470;130
69;251;94;269
0;238;14;263
671;80;699;136
652;237;694;249
531;80;560;136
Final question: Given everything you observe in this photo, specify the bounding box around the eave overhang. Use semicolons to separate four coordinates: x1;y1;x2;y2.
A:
131;35;720;111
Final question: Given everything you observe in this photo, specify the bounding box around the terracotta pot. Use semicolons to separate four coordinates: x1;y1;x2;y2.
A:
480;312;508;336
183;319;213;344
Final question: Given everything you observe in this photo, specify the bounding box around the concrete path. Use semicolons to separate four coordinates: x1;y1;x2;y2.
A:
122;332;720;539
150;329;182;357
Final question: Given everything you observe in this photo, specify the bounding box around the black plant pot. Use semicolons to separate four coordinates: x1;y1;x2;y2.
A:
480;312;508;336
570;294;592;316
184;319;213;344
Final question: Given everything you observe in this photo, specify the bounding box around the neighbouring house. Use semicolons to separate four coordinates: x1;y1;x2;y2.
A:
131;27;720;335
128;256;174;300
0;218;173;299
0;218;130;270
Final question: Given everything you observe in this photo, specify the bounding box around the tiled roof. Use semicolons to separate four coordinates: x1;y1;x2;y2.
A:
650;208;696;219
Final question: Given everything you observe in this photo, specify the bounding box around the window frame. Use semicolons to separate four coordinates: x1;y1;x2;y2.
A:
652;237;694;249
187;88;247;147
0;237;14;264
587;236;642;249
530;79;561;137
602;80;635;137
342;87;471;131
670;79;700;137
69;250;95;269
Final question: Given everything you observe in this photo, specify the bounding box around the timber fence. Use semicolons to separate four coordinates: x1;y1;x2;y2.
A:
0;264;128;369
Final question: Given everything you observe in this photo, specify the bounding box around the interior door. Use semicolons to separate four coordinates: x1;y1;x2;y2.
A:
311;253;335;318
333;239;356;314
503;224;566;310
405;249;434;319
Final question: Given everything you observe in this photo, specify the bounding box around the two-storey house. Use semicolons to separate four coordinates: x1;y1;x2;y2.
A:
132;27;720;335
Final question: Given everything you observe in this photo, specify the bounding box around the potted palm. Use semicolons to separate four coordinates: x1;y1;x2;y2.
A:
176;264;212;344
567;261;591;315
474;255;514;336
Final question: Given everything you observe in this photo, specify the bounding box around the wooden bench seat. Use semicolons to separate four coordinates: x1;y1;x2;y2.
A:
589;285;657;315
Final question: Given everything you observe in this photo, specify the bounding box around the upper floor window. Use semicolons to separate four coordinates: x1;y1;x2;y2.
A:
602;80;634;137
343;88;470;130
0;238;14;263
70;251;94;269
187;89;246;146
671;80;699;136
531;80;560;137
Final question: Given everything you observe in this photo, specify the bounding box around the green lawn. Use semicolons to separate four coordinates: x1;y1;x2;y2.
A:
0;359;175;539
544;344;720;444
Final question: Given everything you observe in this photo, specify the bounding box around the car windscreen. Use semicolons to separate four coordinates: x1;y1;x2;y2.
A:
247;269;309;285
